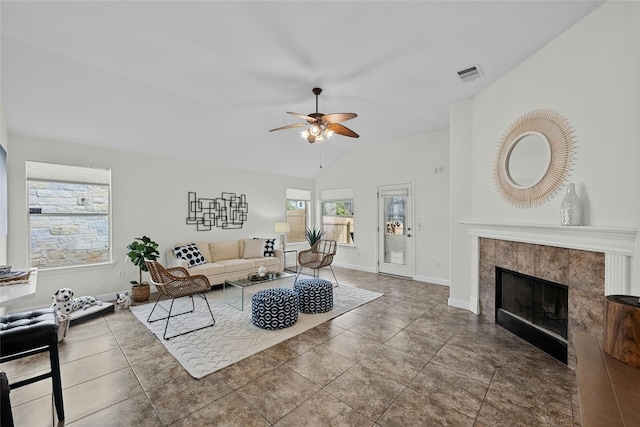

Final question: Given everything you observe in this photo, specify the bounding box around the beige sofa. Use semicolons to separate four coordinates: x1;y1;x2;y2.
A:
166;239;283;285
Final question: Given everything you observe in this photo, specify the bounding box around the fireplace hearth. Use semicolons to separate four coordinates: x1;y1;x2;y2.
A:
496;267;569;364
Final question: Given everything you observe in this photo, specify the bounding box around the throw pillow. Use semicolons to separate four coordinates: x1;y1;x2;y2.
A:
242;239;265;259
253;237;276;257
263;238;276;257
173;243;207;268
209;240;240;262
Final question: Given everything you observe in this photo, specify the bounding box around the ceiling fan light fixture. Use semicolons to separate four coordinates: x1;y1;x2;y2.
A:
309;124;321;136
271;87;358;144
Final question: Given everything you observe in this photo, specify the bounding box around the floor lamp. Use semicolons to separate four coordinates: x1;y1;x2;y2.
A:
274;222;290;250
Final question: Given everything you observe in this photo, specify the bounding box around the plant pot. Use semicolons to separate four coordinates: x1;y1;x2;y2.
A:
131;283;150;302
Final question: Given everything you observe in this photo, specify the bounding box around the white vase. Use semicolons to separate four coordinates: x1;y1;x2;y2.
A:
561;183;582;226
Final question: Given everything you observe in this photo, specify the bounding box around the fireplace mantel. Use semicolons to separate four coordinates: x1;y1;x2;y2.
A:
461;222;637;255
460;221;638;314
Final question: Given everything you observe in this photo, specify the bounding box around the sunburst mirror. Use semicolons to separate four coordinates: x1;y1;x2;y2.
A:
493;109;576;208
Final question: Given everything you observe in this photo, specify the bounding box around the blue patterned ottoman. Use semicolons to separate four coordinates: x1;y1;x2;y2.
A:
251;288;299;330
294;279;334;314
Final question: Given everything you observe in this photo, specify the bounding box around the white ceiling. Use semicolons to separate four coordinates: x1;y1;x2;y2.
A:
1;1;603;179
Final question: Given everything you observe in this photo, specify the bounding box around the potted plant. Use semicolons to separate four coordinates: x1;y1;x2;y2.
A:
126;236;160;302
305;228;326;247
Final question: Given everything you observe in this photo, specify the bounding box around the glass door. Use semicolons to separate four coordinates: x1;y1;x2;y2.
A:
378;184;413;277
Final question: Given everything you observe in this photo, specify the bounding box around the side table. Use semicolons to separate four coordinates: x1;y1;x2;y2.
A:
283;249;298;273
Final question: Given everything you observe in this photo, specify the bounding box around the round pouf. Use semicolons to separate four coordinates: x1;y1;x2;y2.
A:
251;288;299;330
294;279;334;314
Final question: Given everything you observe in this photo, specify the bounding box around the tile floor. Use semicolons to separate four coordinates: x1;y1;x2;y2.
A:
1;268;581;426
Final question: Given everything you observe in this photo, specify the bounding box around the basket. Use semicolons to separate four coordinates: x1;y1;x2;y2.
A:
0;270;31;286
131;283;150;302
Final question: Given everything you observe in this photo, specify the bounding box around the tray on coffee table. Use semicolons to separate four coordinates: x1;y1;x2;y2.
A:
224;272;295;311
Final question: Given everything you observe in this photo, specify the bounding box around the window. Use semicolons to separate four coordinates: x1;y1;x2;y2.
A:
320;188;355;245
27;161;111;269
285;188;310;243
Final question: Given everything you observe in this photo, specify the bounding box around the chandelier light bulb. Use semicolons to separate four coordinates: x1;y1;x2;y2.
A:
300;130;309;138
309;124;321;136
325;130;334;139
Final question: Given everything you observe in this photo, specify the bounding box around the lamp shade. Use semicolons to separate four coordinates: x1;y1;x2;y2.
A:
274;222;291;233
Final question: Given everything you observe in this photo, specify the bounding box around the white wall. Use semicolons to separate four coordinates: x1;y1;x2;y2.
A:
314;129;450;285
0;105;7;265
6;133;312;310
449;99;474;308
450;1;640;307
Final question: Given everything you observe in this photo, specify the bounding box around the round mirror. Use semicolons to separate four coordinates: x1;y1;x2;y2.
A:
493;109;576;208
506;132;551;189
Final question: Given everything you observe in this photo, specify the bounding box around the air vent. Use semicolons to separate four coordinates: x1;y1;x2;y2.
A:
457;64;483;82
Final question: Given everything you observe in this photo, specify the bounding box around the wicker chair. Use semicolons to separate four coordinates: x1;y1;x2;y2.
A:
295;239;339;286
145;260;215;340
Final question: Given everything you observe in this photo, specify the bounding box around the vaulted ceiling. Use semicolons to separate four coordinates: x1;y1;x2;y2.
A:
1;1;603;179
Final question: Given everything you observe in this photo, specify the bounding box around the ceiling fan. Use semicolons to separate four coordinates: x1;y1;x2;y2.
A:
269;87;359;143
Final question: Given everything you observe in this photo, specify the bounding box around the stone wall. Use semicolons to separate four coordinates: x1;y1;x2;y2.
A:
479;238;605;367
29;182;109;268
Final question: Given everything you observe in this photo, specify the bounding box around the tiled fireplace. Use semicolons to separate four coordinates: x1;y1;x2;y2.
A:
463;222;637;368
479;238;603;366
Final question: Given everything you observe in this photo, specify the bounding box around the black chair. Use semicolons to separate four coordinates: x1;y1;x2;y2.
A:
1;371;14;427
0;308;64;423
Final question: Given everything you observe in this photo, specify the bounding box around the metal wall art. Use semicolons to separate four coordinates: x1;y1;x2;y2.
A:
186;191;248;230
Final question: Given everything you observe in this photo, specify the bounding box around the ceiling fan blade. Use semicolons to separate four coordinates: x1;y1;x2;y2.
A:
322;113;357;123
327;123;359;138
287;112;317;122
269;123;307;132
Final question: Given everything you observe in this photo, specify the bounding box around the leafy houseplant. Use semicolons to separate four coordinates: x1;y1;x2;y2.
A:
126;236;160;302
305;228;326;247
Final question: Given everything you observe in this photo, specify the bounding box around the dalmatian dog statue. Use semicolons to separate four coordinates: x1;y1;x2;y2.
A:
51;288;102;315
115;292;131;309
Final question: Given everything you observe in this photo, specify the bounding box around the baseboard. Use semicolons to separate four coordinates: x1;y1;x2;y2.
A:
448;297;471;312
332;262;377;274
468;296;479;315
413;275;450;287
331;265;451;284
98;290;126;302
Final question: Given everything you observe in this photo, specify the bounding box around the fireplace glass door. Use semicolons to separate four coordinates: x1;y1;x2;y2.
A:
496;267;568;363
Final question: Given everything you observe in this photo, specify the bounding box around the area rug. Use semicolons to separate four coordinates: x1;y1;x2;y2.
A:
129;282;383;379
